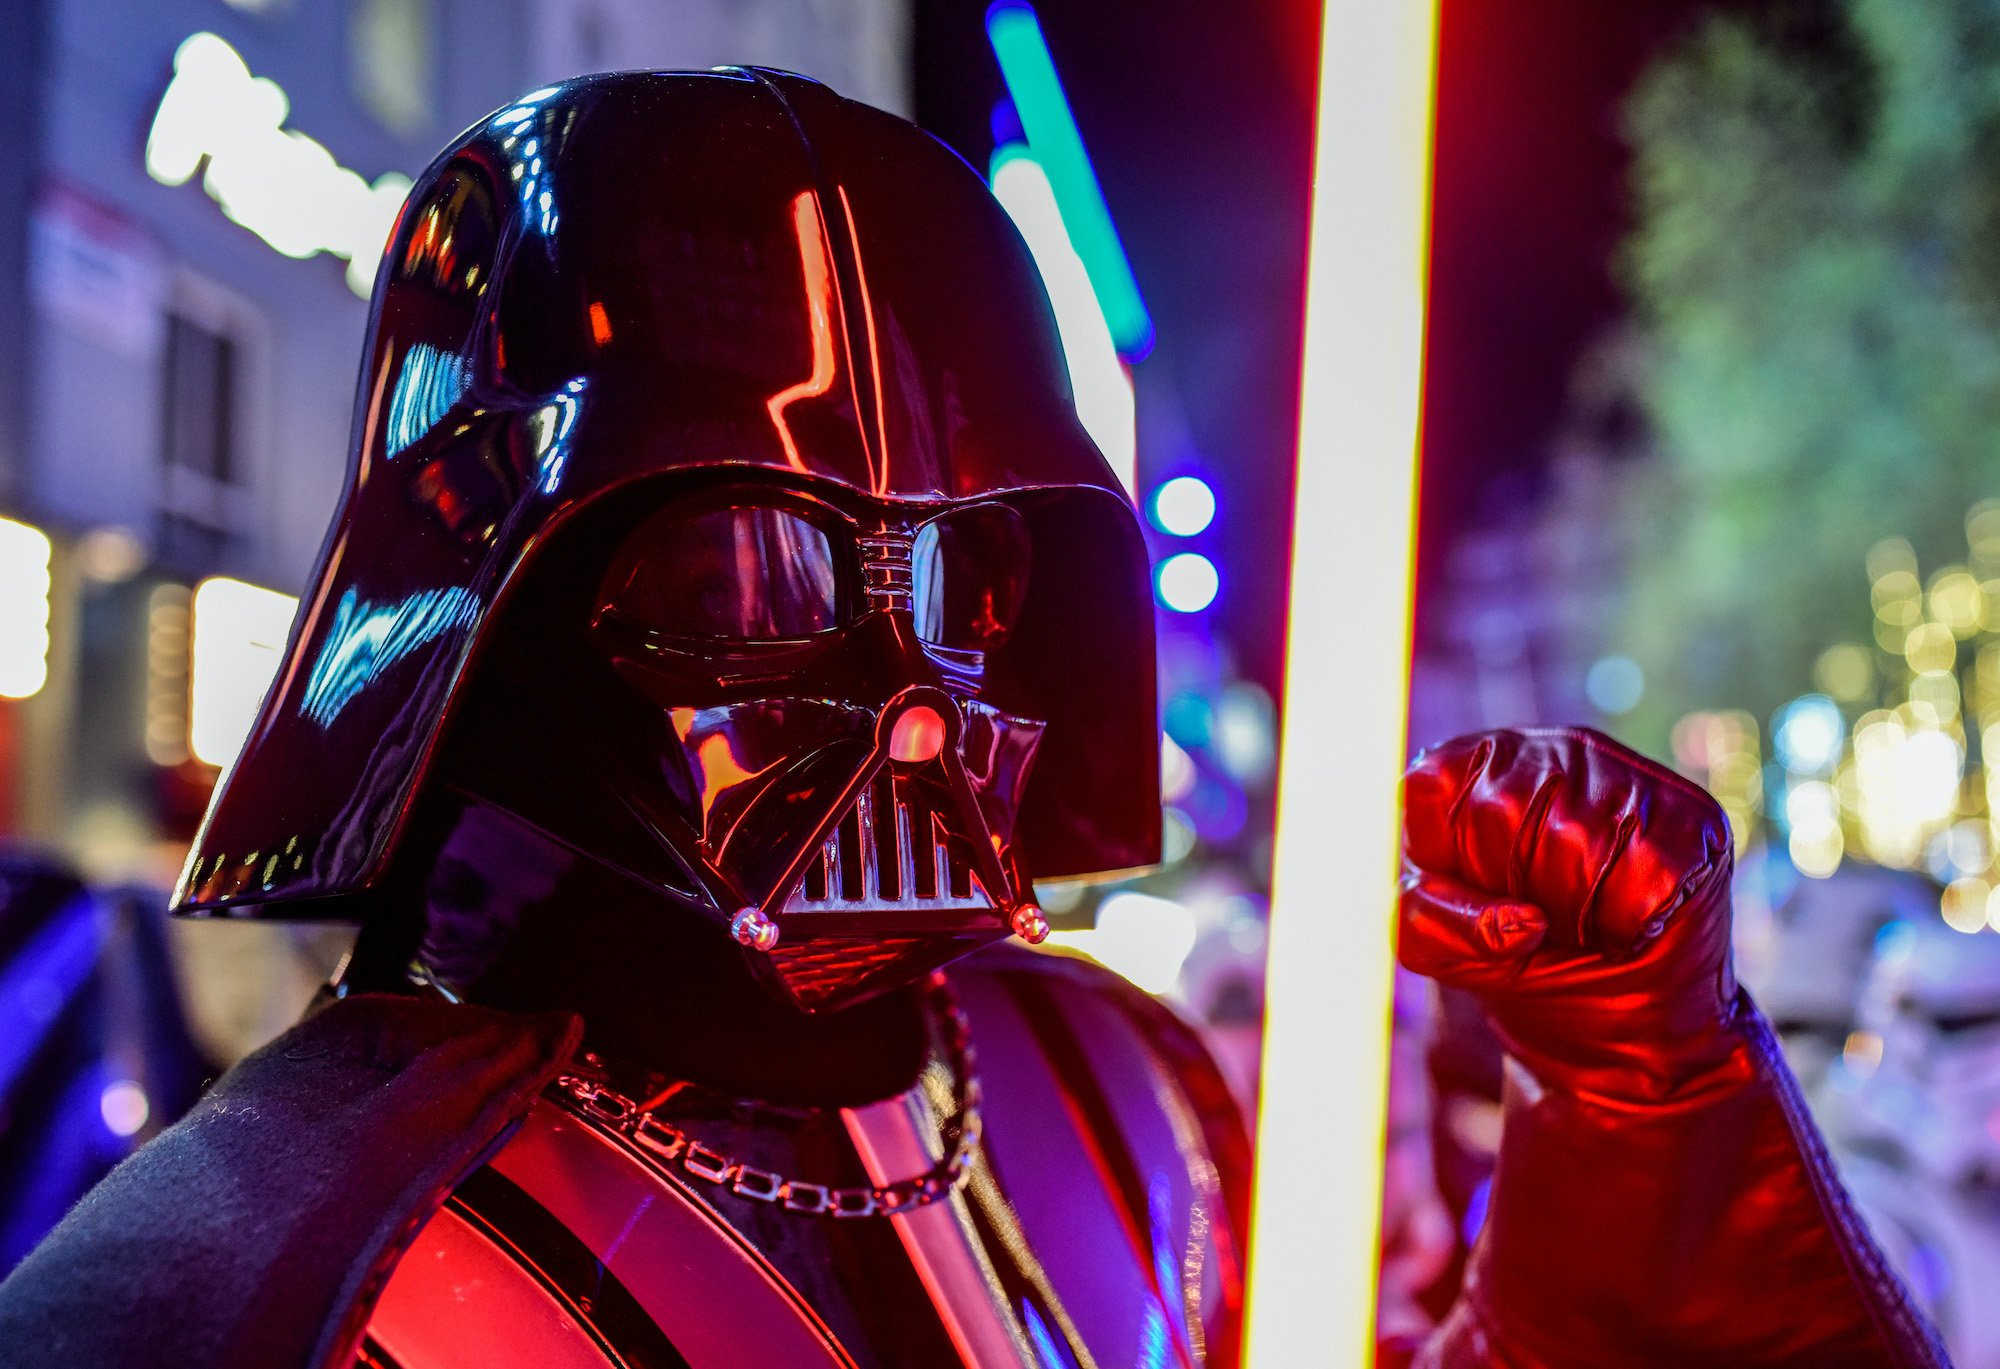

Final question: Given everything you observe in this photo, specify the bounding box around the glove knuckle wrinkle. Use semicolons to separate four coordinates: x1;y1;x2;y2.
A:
1508;770;1563;900
1576;804;1641;948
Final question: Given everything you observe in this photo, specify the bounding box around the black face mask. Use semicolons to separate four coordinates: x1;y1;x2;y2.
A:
432;479;1050;1013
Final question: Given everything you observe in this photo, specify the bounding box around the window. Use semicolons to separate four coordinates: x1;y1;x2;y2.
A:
162;312;235;486
157;307;243;564
351;0;435;136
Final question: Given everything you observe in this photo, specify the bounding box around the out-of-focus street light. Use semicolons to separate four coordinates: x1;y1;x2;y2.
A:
1150;475;1217;537
188;576;298;769
0;517;53;700
1046;891;1198;994
1156;551;1220;614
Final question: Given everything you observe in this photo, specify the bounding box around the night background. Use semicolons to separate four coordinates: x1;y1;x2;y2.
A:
3;0;1999;1358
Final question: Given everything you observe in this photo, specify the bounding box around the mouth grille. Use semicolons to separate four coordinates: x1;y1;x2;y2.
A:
788;772;984;912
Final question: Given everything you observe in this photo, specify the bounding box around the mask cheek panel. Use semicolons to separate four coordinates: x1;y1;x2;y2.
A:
664;700;877;898
959;703;1046;844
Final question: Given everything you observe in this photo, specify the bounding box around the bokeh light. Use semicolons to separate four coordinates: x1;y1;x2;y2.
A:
0;517;53;700
1584;655;1643;715
1904;621;1956;675
1814;643;1875;702
1156;552;1220;613
1161;735;1198;803
1774;694;1844;775
1929;566;1985;636
1930;821;1990;885
1214;681;1278;785
75;527;146;585
1046;891;1198;994
145;586;192;767
1673;710;1763;858
189;577;299;768
1943;876;1990;934
1843;1029;1885;1078
1151;475;1217;536
1784;780;1842;877
98;1080;150;1138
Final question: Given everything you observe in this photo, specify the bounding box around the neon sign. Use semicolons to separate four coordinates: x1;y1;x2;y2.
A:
988;148;1135;494
145;33;412;298
986;2;1153;359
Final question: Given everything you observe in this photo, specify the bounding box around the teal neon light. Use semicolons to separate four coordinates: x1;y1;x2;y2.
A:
986;2;1153;359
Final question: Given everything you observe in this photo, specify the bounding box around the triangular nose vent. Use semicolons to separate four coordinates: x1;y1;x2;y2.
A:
783;772;990;913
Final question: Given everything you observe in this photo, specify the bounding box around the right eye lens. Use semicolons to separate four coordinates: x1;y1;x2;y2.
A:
600;504;841;639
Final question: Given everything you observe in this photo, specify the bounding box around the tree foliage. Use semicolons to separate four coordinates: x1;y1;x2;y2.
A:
1618;0;2000;749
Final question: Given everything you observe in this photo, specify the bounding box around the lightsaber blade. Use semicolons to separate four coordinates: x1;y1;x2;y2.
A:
1244;1;1442;1364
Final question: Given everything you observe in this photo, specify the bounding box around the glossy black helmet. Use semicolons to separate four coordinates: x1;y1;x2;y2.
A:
172;70;1158;1012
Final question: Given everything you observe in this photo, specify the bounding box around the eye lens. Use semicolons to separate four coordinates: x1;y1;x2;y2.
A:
601;505;840;639
912;504;1031;652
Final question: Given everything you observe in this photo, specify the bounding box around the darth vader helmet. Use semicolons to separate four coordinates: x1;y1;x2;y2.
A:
172;70;1159;1016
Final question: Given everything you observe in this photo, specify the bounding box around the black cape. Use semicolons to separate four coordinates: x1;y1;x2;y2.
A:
0;994;580;1369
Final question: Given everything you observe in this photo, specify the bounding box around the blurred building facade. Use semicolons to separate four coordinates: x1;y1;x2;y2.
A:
1407;334;1647;753
0;0;909;884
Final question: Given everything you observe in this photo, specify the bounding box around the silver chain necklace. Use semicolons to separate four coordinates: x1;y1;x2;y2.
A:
552;972;980;1219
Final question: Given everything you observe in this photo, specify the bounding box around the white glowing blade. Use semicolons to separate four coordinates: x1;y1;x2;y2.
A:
146;33;410;298
0;517;52;700
1246;1;1441;1364
189;576;299;769
991;155;1137;496
1047;892;1198;995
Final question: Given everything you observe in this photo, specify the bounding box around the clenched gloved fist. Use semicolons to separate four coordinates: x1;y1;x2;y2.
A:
1399;727;1946;1369
1400;726;1740;1105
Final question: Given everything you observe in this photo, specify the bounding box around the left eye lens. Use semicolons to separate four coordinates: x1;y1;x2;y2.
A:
912;503;1031;652
600;505;840;639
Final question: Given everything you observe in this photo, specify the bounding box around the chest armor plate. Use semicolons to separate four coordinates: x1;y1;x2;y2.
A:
360;965;1242;1368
